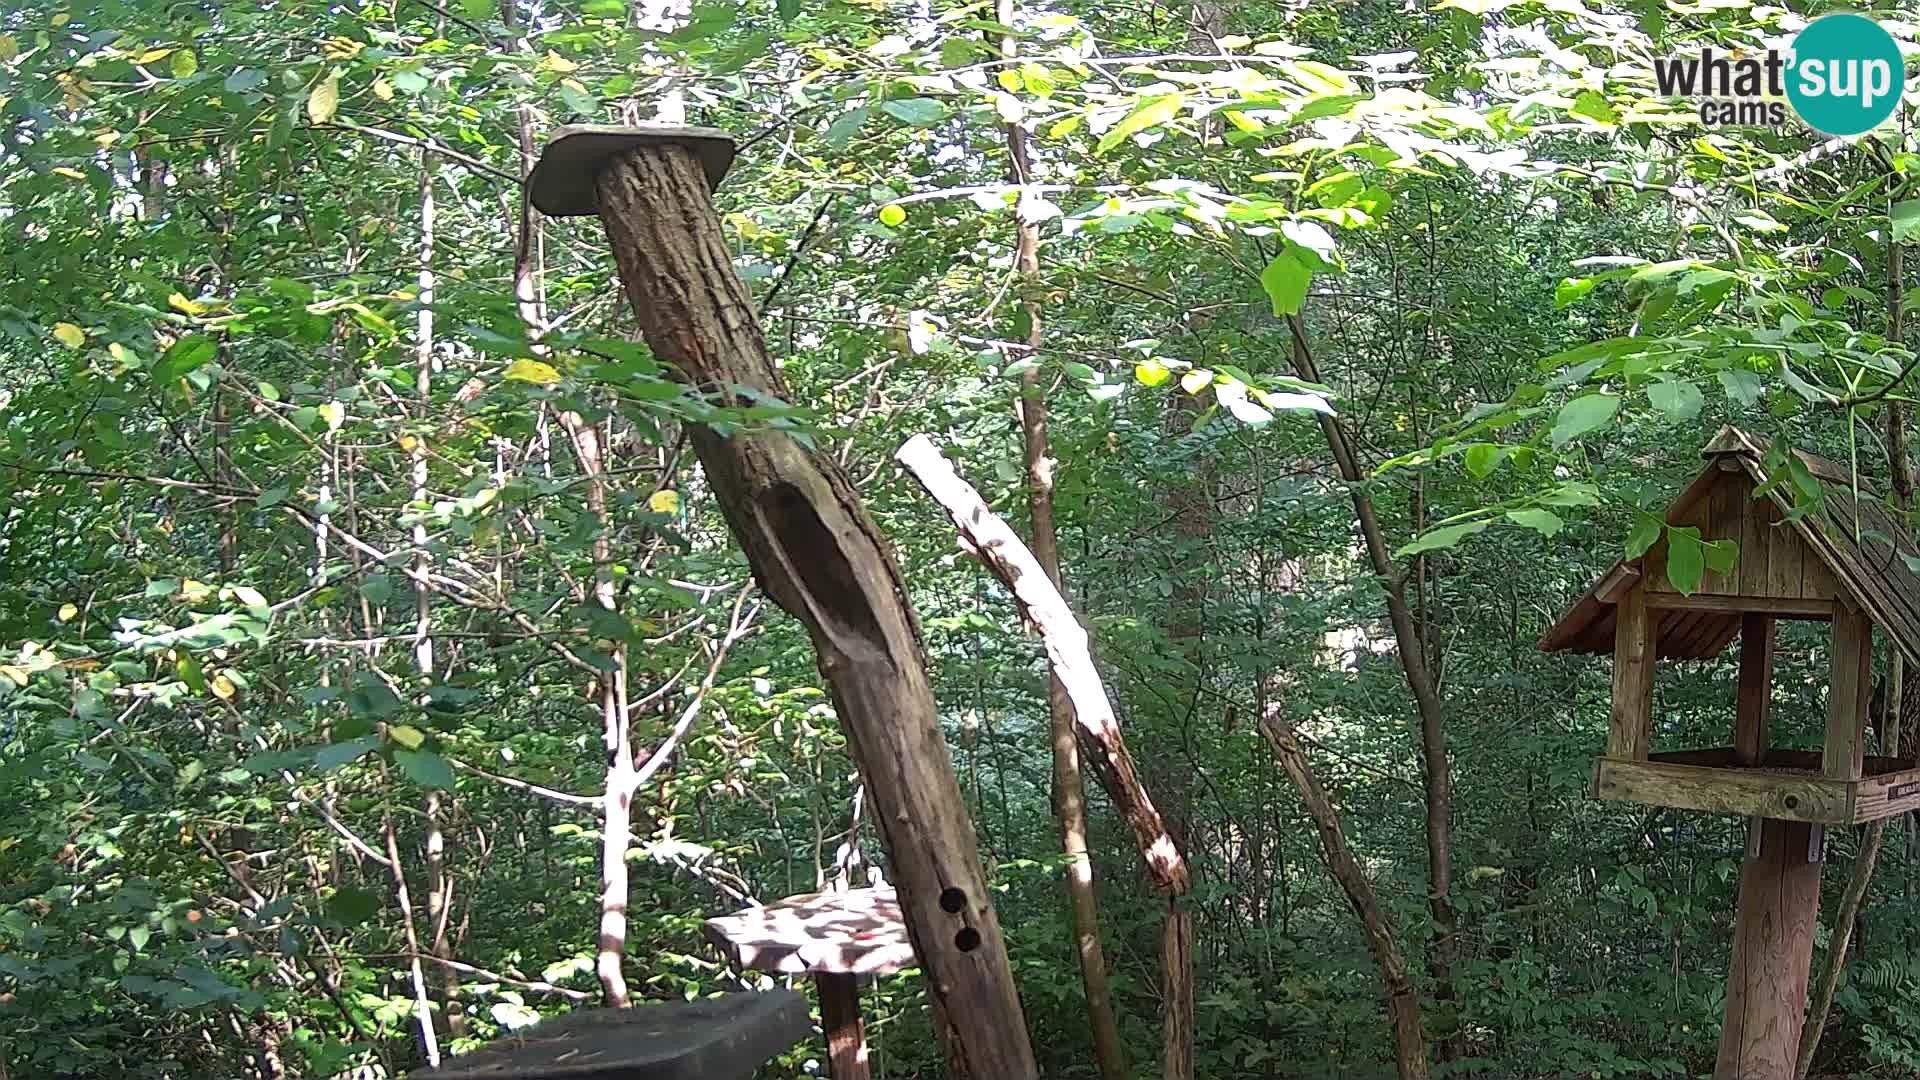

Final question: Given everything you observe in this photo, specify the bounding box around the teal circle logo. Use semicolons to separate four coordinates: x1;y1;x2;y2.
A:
1786;14;1904;136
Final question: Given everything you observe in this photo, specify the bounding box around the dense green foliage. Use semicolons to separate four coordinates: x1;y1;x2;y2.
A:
8;0;1920;1076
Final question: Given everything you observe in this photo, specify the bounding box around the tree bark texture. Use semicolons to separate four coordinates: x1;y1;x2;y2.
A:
591;145;1037;1079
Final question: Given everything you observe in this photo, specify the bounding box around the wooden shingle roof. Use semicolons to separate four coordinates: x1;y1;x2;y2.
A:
1538;426;1920;665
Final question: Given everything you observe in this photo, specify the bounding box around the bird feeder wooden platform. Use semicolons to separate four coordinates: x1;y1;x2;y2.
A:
1539;426;1920;1079
409;990;809;1079
704;888;910;1080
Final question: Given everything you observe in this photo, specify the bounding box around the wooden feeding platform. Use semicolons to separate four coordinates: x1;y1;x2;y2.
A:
408;990;809;1080
1538;426;1920;1080
703;888;910;1080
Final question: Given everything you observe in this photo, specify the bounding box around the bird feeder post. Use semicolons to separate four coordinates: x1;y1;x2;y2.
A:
528;127;1037;1079
816;971;869;1080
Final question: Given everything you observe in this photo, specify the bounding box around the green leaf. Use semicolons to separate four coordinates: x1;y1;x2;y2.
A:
1555;277;1596;307
1895;199;1920;244
154;335;217;384
345;677;401;720
314;735;381;772
1703;538;1738;574
1096;93;1183;154
582;0;625;15
325;886;380;926
223;69;266;93
388;724;426;750
170;49;197;78
396;749;455;789
175;652;206;694
1260;250;1311;317
1396;520;1491;558
880;98;945;127
1506;508;1564;536
1666;525;1705;596
1463;443;1505;479
1647;379;1704;421
1550;393;1618;447
1732;208;1786;233
1718;368;1764;406
1626;512;1663;558
1569;90;1616;125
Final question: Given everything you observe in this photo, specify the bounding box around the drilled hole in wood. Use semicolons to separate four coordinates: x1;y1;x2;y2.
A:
954;927;981;953
939;887;966;914
1784;795;1800;809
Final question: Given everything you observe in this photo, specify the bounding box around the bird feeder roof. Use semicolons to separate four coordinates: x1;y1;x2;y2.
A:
703;887;913;977
1537;426;1920;666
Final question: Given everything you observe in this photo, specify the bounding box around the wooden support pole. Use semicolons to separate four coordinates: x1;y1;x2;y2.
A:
1716;818;1823;1080
563;135;1036;1078
1608;586;1659;760
816;972;869;1080
1737;614;1775;765
1826;608;1872;781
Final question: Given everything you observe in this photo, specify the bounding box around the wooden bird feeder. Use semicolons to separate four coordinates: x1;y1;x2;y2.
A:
704;888;911;1080
1539;425;1920;1079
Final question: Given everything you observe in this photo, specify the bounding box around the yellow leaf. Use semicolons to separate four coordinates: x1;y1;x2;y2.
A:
169;48;196;78
168;292;206;316
0;666;26;688
1135;360;1171;387
389;724;425;750
108;342;135;366
997;68;1022;92
209;674;236;700
57;603;78;622
371;77;393;101
878;204;906;227
399;434;417;451
180;579;213;603
318;402;346;431
94;131;121;147
648;489;681;515
50;13;70;26
51;167;87;181
1180;369;1213;394
307;73;340;124
504;358;562;385
133;47;172;64
543;51;579;73
0;36;19;62
52;323;85;348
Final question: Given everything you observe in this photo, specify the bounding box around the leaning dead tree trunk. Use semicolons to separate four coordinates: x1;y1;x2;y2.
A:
530;128;1037;1078
1257;717;1429;1080
897;434;1190;895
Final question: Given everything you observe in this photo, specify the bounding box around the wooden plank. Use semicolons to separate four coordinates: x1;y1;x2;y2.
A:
1646;593;1835;617
1851;765;1920;822
1737;615;1775;764
1765;496;1806;600
1826;607;1872;781
1715;818;1821;1080
1608;586;1659;760
1739;471;1771;595
1591;757;1850;824
1705;472;1742;593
